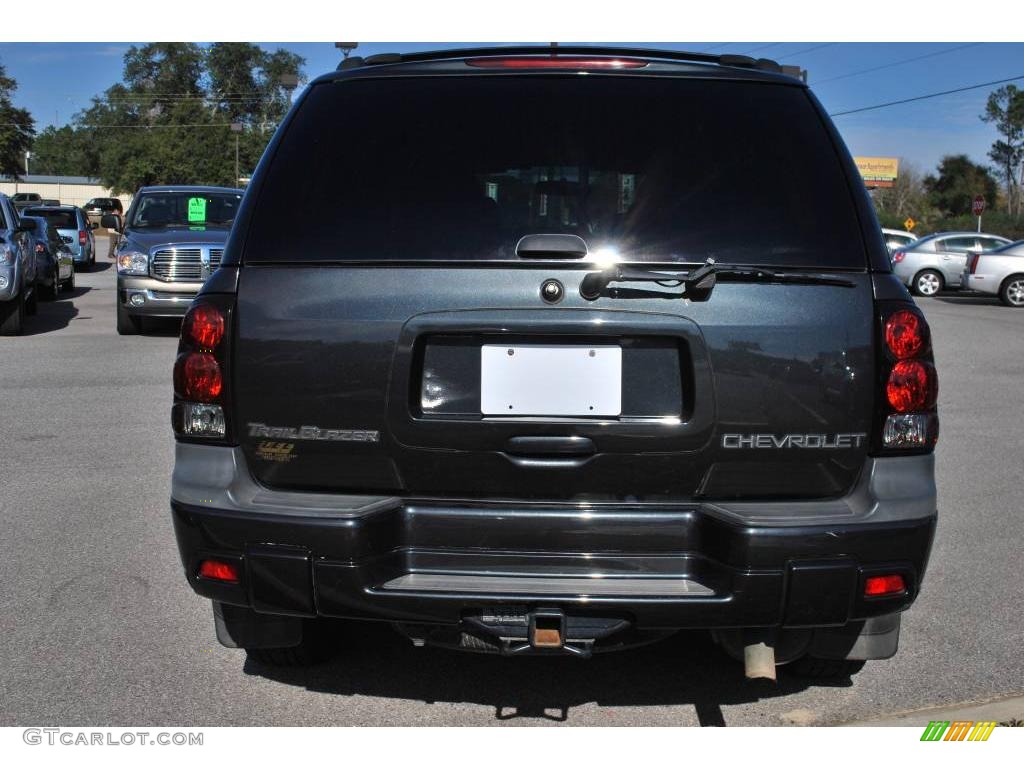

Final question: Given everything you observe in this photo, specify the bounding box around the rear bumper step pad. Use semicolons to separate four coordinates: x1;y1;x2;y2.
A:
380;573;714;597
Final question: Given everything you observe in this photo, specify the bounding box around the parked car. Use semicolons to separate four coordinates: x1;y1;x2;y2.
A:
881;227;917;254
84;197;124;227
169;47;939;680
0;193;39;334
23;205;97;271
107;185;243;334
40;199;61;206
891;231;1012;296
22;215;75;298
10;192;42;212
963;240;1024;307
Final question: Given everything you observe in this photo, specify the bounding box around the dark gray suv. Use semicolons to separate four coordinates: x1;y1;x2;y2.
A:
169;47;939;680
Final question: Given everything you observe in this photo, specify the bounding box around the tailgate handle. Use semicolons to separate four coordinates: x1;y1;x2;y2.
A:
505;436;596;457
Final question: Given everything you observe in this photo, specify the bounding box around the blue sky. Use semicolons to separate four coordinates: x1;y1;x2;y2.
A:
1;41;1021;175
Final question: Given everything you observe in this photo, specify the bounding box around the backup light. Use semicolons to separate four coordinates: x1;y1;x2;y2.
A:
883;413;931;448
178;402;226;437
864;574;906;597
198;559;239;583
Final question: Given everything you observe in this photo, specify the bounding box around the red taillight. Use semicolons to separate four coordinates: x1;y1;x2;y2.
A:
198;559;239;583
968;253;981;274
886;360;937;412
892;250;905;263
466;56;648;70
864;574;906;597
174;352;223;402
884;309;926;359
35;243;45;254
183;304;225;350
78;230;87;245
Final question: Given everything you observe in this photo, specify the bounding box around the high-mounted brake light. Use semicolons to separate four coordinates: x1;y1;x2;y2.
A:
864;574;906;597
466;56;648;70
174;352;223;402
892;250;906;263
884;309;926;359
198;559;239;583
183;304;225;350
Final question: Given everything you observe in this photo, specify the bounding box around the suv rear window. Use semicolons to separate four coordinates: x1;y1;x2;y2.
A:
24;208;77;228
246;76;866;268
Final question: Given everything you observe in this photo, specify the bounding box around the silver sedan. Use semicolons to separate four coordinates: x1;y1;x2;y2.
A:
963;240;1024;307
891;231;1012;296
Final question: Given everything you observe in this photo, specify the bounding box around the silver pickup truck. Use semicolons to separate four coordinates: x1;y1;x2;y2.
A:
108;186;244;335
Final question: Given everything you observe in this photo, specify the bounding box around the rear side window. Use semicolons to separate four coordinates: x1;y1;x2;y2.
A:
246;76;866;268
940;237;977;252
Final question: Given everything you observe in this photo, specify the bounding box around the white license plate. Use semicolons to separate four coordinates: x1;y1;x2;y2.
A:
480;345;622;416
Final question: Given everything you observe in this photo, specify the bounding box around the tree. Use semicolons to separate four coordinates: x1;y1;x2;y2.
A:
0;62;35;178
63;43;304;193
873;161;927;219
923;155;998;217
30;125;100;177
981;85;1024;217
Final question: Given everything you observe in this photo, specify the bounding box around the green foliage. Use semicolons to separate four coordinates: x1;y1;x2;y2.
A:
981;85;1024;217
30;43;304;194
923;155;998;217
0;62;35;178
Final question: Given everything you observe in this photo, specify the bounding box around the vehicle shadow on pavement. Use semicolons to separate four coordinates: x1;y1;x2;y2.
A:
243;622;857;725
932;295;1002;307
23;289;89;335
86;263;113;274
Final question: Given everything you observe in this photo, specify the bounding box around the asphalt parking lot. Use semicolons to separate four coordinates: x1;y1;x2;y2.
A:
1;244;1022;726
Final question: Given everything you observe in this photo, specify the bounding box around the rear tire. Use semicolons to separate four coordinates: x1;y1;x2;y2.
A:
62;267;75;293
116;300;142;335
788;656;866;680
0;290;25;336
25;286;38;316
41;269;60;300
999;274;1024;307
912;269;943;297
245;620;337;667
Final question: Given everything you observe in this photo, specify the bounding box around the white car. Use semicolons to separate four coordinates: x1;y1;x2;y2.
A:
881;227;917;253
963;240;1024;307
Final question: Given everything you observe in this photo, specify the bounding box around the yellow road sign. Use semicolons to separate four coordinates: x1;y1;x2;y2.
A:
904;217;916;231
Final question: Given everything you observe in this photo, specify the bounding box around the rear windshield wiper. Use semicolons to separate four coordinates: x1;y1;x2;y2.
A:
579;259;856;300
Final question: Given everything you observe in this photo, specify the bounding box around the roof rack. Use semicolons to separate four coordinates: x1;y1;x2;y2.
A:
338;45;805;80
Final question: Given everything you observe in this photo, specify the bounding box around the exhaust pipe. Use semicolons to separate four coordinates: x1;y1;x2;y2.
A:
743;640;777;681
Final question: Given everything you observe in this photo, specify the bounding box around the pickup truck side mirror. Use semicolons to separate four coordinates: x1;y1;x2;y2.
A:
101;214;122;232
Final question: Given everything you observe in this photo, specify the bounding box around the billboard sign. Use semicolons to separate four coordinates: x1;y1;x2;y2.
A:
854;156;900;188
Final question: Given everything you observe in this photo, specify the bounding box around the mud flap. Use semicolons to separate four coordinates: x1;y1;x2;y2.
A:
213;601;303;649
808;613;901;660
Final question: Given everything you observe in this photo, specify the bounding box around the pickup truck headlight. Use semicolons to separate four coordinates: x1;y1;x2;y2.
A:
117;250;149;275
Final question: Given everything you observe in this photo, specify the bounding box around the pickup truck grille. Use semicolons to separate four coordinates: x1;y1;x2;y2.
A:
151;247;223;282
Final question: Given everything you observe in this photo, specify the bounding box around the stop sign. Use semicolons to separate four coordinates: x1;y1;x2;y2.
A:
972;195;986;216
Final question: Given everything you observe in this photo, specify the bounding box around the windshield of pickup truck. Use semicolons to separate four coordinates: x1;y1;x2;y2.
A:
127;192;242;229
